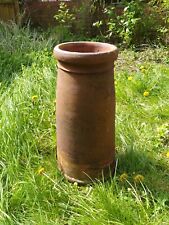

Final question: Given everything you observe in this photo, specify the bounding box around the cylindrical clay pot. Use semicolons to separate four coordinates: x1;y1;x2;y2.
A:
54;42;118;184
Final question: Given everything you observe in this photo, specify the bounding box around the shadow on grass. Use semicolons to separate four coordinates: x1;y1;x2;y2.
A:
0;49;33;84
116;146;169;195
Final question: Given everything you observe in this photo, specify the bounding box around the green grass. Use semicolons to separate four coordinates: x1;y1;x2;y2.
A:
0;23;169;225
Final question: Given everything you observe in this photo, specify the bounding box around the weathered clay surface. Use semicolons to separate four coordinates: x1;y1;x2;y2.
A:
54;42;118;184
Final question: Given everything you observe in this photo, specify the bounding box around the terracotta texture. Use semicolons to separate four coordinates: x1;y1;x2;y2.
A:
53;42;118;184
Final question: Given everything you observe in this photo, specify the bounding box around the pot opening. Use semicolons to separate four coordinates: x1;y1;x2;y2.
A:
59;42;114;54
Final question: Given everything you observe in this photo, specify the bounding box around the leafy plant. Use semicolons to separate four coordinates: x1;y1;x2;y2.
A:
54;3;76;27
93;0;169;46
53;2;79;41
53;1;92;41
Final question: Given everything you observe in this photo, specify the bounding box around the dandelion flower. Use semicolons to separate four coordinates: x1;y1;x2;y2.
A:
37;167;45;175
143;91;149;97
32;95;38;102
139;66;147;73
140;66;145;70
128;76;133;81
166;151;169;158
119;173;128;182
141;69;146;73
134;174;144;183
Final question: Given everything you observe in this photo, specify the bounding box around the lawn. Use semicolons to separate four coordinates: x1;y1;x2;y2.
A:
0;23;169;225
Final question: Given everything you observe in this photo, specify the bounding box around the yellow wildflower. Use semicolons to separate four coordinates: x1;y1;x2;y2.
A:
119;173;128;182
128;76;133;81
166;151;169;158
143;91;149;97
142;69;146;73
32;95;38;102
134;174;144;183
140;66;145;70
139;66;147;73
37;167;45;175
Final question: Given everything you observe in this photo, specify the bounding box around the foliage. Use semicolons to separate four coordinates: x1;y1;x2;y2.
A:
0;22;169;224
16;0;169;46
53;2;92;42
53;3;76;41
54;3;76;27
93;0;169;46
108;1;142;45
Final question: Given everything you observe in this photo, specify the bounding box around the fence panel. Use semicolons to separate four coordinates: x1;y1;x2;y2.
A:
24;0;87;27
0;0;19;23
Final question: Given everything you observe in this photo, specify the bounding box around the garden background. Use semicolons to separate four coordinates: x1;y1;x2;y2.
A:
0;0;169;224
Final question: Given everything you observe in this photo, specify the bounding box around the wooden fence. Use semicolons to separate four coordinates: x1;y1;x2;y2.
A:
0;0;19;23
24;0;84;27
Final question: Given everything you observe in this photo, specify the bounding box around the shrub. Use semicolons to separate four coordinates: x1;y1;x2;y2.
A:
93;0;169;46
53;1;92;41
